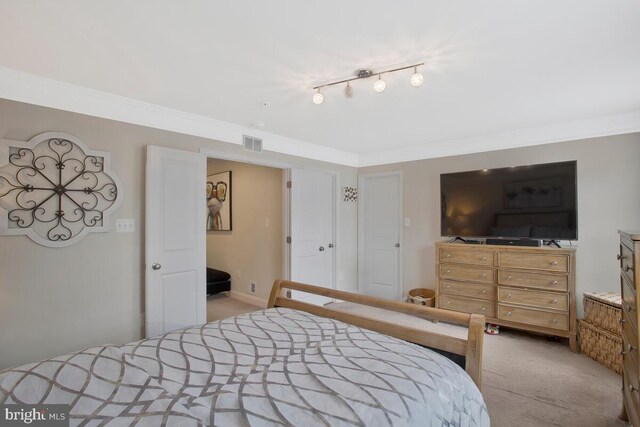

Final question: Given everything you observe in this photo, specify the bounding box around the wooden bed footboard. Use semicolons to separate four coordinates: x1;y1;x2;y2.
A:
268;280;485;389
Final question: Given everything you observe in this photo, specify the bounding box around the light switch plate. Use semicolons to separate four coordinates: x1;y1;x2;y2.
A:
404;217;411;227
116;219;135;233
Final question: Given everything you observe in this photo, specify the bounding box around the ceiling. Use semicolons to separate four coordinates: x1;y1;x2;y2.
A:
0;1;639;166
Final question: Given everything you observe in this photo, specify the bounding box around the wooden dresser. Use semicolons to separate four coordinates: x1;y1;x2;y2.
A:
435;241;577;351
620;230;640;425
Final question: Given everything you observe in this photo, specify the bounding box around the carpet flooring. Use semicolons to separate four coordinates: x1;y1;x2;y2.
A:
206;293;261;322
207;295;627;426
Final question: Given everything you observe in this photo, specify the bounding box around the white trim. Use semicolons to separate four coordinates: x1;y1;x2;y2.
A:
2;67;639;168
358;110;640;167
229;290;269;308
200;148;293;170
357;171;404;301
0;66;359;167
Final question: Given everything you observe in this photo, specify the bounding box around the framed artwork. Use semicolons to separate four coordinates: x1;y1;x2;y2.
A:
206;171;232;231
504;177;562;209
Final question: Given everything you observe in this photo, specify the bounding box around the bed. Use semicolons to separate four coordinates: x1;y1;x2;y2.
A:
0;280;489;426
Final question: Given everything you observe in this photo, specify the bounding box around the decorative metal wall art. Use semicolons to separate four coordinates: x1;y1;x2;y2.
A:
343;186;358;202
0;132;122;247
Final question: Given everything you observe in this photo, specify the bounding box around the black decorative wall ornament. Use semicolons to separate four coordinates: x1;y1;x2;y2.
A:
0;132;122;247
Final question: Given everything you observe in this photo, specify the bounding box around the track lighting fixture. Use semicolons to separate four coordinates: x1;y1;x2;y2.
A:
311;62;424;103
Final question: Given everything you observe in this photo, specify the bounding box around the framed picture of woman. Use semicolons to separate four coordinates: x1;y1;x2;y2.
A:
206;171;232;231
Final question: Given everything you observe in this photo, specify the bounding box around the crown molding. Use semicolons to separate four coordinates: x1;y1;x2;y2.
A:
358;110;640;167
0;67;359;167
1;67;639;169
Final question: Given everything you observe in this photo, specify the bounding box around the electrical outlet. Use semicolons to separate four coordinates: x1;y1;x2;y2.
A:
116;219;135;233
237;270;242;279
249;282;256;293
404;217;411;227
265;217;270;227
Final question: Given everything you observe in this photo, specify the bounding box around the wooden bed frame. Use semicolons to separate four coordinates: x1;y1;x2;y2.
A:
268;280;485;388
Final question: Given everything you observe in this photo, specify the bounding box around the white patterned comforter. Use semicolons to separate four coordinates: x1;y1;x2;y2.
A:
0;308;490;426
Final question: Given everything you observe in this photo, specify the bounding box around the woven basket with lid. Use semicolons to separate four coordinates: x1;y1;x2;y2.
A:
583;292;622;335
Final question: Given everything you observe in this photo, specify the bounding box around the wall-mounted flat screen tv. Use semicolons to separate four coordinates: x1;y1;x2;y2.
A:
440;161;577;240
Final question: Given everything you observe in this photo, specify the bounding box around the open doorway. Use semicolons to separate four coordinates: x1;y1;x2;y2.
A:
205;157;285;322
145;146;340;335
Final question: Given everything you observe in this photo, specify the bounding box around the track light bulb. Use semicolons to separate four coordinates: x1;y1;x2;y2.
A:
344;82;354;98
373;75;386;93
312;90;324;105
410;67;424;87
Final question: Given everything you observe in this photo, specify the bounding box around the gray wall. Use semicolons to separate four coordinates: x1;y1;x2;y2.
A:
0;99;358;370
359;132;640;317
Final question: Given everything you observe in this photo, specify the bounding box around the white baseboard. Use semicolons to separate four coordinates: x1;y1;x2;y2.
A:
229;290;269;308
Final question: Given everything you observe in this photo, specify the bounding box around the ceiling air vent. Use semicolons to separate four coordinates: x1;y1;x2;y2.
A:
243;135;263;153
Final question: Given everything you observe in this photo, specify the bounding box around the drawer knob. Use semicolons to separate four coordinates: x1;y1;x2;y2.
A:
446;301;451;305
552;299;558;304
552;280;558;285
481;306;486;311
620;318;626;324
481;273;487;278
481;257;487;261
621;350;627;356
507;276;512;281
617;254;623;261
506;311;512;316
624;265;633;272
627;304;635;312
446;254;451;258
446;270;451;274
446;285;451;289
630;384;637;393
551;261;558;266
552;318;558;324
481;289;487;294
507;293;512;298
628;344;637;352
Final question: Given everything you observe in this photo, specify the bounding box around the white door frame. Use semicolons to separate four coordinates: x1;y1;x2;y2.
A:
199;148;338;290
357;171;404;300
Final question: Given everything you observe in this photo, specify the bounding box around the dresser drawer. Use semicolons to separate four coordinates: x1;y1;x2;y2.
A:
498;252;569;272
622;274;638;329
497;304;569;331
439;293;494;317
621;243;636;287
623;368;640;424
440;280;495;301
439;247;493;266
498;287;568;311
623;322;639;373
497;270;568;291
439;264;494;284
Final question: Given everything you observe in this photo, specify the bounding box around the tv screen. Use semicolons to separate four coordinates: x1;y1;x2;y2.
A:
440;161;577;240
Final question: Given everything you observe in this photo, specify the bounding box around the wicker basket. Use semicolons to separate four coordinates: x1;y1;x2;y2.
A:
578;319;622;375
583;292;622;335
406;288;435;307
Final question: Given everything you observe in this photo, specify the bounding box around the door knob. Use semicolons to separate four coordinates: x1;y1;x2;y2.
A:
152;263;162;271
328;243;334;248
395;243;400;248
319;246;325;252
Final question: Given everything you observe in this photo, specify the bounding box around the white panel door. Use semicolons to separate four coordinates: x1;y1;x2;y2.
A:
145;145;206;337
359;172;402;300
290;168;335;305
